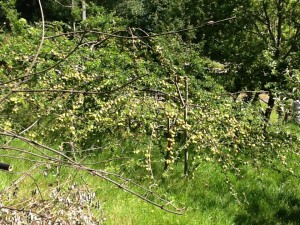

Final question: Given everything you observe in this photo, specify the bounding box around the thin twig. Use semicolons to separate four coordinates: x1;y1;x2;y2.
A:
45;17;236;40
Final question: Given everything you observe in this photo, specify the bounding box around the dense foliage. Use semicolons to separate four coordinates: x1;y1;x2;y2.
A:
0;0;300;224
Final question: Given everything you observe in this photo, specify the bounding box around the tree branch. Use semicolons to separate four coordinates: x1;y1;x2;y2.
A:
262;2;277;47
45;17;237;40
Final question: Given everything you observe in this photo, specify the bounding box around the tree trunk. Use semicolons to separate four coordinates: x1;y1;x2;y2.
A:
72;0;76;32
82;0;86;21
264;91;275;123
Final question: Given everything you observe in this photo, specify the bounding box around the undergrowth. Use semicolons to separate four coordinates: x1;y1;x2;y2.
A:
1;137;300;225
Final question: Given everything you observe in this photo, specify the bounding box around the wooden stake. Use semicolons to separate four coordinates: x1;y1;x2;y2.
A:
164;117;172;171
184;76;189;176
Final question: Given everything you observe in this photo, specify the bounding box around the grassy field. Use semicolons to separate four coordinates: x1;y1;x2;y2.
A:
1;152;300;225
0;112;300;224
95;161;300;225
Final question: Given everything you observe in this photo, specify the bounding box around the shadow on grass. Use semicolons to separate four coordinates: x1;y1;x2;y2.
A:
234;187;300;225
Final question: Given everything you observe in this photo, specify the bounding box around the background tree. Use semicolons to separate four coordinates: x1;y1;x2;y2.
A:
197;0;300;120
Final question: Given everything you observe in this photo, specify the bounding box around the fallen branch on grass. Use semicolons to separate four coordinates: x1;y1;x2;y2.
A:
0;128;184;215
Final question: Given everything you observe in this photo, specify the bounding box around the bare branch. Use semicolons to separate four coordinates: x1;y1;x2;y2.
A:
275;0;284;58
45;17;237;40
0;128;184;214
262;2;277;47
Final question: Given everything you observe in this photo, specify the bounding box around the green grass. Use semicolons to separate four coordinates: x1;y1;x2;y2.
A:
1;155;300;224
89;163;236;225
1;122;300;225
80;159;300;225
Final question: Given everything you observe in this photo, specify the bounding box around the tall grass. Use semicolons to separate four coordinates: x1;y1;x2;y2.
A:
85;158;300;225
1;120;300;224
